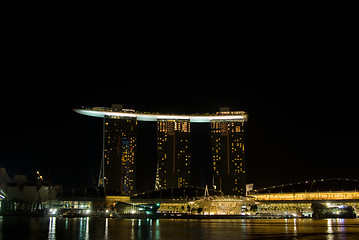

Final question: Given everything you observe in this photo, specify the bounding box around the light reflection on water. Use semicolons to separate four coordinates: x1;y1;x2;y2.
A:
78;217;89;240
327;219;334;240
104;218;108;239
48;217;56;240
0;216;358;239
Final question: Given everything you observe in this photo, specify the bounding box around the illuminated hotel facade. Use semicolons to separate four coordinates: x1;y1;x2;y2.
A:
75;105;248;196
102;116;137;195
211;116;246;195
156;120;191;190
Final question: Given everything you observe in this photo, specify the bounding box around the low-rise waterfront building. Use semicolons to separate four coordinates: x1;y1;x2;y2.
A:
130;186;254;216
248;179;359;217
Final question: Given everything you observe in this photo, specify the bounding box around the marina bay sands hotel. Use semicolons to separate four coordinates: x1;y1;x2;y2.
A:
75;105;248;196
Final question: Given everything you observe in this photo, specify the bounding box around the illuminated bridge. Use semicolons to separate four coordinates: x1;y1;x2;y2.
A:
247;179;359;217
249;178;359;202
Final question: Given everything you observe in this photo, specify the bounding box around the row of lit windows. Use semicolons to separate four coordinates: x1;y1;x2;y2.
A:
211;121;244;130
211;146;244;152
211;129;244;134
158;121;191;133
105;121;137;127
212;137;243;142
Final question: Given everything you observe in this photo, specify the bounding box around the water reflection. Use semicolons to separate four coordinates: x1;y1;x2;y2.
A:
293;218;297;237
1;217;359;239
48;217;56;240
337;218;346;233
130;219;161;240
131;219;135;240
104;218;109;240
79;217;89;240
65;218;68;231
155;219;160;240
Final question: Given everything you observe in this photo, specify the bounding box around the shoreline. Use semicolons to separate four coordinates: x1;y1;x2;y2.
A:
2;212;356;219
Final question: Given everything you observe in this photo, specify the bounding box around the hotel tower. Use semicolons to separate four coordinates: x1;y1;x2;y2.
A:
155;120;191;190
75;105;247;196
210;108;246;195
97;105;138;196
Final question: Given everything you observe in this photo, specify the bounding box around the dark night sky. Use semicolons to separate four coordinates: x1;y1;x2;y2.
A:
1;23;357;192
